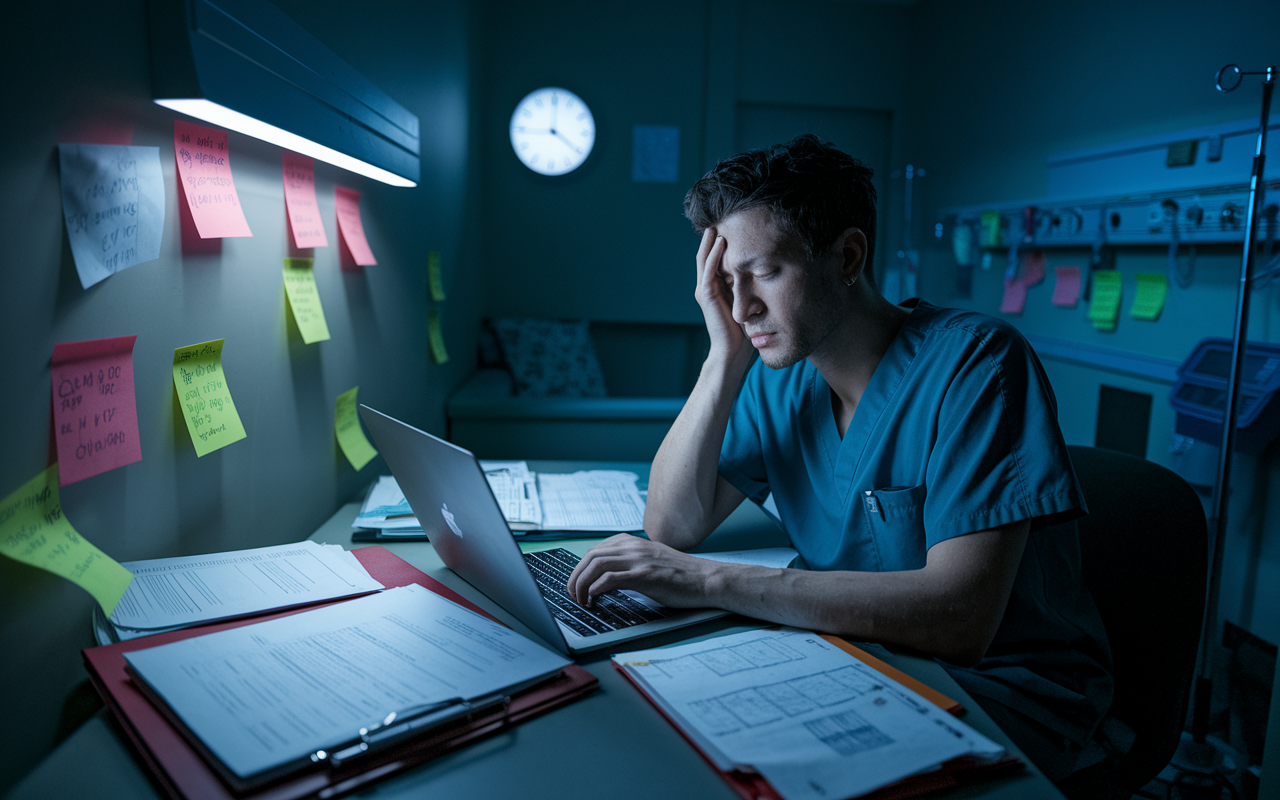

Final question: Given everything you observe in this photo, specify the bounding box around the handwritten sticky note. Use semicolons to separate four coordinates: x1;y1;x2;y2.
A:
335;186;377;266
1131;273;1169;321
0;465;133;615
1089;271;1123;332
172;339;247;456
1023;249;1046;287
51;336;143;485
173;120;252;239
999;276;1028;314
979;210;1002;248
1052;267;1082;307
428;251;446;301
282;152;328;249
428;309;450;364
335;387;378;470
58;144;165;289
282;258;331;344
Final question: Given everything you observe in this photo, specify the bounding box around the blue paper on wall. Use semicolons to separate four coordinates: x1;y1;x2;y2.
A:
58;144;165;289
632;125;680;183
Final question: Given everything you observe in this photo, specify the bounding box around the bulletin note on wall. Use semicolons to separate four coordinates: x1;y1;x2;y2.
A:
51;336;143;485
999;276;1028;315
172;339;247;457
428;251;446;302
979;210;1002;248
0;465;133;615
1022;249;1046;287
1089;271;1123;332
1130;273;1169;321
334;186;377;266
334;387;378;471
428;309;449;364
282;258;331;344
58;144;165;289
282;153;328;249
1052;266;1081;308
173;120;252;239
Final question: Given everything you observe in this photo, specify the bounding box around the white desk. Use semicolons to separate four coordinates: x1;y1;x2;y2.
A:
9;463;1065;800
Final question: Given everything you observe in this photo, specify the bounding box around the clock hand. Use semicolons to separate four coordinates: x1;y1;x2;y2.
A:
550;93;557;131
554;131;583;155
512;127;551;134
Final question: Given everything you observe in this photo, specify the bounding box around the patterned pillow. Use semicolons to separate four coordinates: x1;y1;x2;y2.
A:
490;318;608;397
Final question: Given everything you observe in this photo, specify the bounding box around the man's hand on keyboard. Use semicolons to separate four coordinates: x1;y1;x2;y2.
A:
567;534;719;609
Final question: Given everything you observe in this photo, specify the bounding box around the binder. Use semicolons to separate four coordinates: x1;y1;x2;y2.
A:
83;545;598;800
614;635;1022;800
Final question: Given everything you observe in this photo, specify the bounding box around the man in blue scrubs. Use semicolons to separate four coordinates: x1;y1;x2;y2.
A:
568;135;1112;781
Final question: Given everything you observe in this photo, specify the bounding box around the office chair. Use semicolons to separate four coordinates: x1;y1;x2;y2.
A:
1057;445;1209;799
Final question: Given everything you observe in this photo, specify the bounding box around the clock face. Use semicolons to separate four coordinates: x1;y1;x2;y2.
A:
509;87;595;176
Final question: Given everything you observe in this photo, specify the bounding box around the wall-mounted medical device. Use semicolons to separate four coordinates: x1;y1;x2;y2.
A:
1170;338;1280;454
148;0;420;187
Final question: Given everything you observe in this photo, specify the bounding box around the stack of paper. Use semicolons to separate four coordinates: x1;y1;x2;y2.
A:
353;475;423;533
614;628;1007;800
482;461;543;529
94;541;383;643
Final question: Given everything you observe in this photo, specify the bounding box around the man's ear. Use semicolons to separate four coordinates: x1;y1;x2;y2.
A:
836;227;869;285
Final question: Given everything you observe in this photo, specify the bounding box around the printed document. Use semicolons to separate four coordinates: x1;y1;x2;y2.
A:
354;474;421;530
537;470;646;531
108;541;383;635
480;460;542;528
125;584;571;780
614;629;1004;800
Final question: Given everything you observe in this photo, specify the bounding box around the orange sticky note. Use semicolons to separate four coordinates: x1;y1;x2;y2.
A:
282;153;328;249
334;186;377;266
51;336;143;486
173;120;252;239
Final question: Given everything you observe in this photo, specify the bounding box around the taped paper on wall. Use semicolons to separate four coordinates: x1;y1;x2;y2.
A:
51;336;143;485
335;386;378;470
282;258;331;343
1130;273;1169;321
282;153;328;248
1089;271;1123;332
334;186;377;266
1052;266;1082;308
172;339;247;456
173;120;252;239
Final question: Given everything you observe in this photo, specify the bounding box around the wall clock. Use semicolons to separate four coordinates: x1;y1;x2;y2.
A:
509;87;595;176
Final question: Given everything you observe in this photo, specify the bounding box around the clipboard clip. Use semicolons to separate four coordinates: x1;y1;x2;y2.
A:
312;692;511;768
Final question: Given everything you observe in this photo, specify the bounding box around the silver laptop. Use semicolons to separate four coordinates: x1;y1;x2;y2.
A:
358;405;728;655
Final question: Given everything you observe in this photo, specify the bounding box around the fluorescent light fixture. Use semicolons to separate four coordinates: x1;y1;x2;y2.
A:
149;0;419;187
155;98;416;187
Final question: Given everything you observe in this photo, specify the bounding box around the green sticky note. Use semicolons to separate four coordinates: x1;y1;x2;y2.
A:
283;258;331;344
428;309;449;364
428;251;446;302
1130;273;1169;321
172;339;248;457
335;386;378;470
1088;271;1122;332
0;464;133;615
979;210;1002;248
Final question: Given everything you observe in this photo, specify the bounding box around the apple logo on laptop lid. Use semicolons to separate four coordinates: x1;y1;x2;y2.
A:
441;503;463;537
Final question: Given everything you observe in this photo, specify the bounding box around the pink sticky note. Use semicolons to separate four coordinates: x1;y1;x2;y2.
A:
1000;276;1028;314
1023;249;1046;287
51;336;142;485
1052;266;1082;308
335;186;377;267
173;120;252;239
283;153;328;249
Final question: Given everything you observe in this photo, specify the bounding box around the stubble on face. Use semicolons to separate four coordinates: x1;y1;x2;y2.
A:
754;246;848;370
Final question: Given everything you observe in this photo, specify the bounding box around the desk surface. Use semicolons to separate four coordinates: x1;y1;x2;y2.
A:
10;462;1065;800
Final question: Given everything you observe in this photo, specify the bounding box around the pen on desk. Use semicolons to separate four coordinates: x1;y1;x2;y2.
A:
313;692;511;768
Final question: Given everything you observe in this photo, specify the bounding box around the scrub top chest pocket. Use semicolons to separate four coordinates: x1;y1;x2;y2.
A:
862;484;929;570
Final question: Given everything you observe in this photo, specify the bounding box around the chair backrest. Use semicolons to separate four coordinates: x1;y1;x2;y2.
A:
1067;445;1208;789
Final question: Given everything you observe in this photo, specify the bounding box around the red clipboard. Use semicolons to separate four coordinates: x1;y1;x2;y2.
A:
83;545;598;800
613;640;1023;800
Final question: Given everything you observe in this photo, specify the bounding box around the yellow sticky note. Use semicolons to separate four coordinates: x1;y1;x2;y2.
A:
428;309;449;364
0;464;133;615
428;251;446;302
172;339;248;457
335;386;378;470
1088;271;1122;332
1130;273;1168;321
283;257;331;344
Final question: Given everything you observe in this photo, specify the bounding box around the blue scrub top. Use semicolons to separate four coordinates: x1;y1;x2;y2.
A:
719;300;1113;747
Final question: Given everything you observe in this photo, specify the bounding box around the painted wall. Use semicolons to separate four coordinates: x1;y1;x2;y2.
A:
0;0;482;790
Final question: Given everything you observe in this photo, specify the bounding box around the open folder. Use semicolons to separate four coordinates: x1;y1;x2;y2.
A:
83;546;598;800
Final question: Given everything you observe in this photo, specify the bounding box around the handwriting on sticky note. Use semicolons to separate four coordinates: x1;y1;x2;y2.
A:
0;464;133;615
1052;266;1081;308
428;251;446;301
173;120;252;239
51;336;143;485
58;144;165;289
1131;273;1169;321
1089;271;1122;332
428;309;449;364
282;258;331;344
172;339;247;457
282;153;328;248
334;387;378;471
999;276;1027;314
334;186;377;266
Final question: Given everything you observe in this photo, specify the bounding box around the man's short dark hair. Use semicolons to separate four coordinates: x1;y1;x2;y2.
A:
683;134;878;281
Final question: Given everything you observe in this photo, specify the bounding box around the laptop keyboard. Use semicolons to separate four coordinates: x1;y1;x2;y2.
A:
523;548;667;637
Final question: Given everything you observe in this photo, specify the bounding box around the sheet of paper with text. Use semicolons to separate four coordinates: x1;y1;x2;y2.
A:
282;258;331;343
173;120;252;239
172;339;247;456
51;336;143;485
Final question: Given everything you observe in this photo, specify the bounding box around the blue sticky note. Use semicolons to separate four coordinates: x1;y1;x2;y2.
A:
632;125;680;183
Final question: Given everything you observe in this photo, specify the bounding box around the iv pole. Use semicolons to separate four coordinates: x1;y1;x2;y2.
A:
1186;63;1274;758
